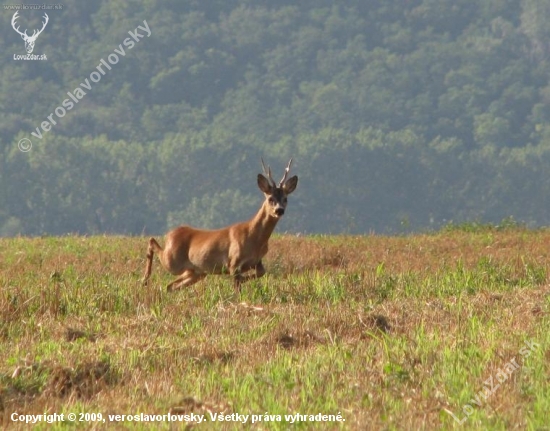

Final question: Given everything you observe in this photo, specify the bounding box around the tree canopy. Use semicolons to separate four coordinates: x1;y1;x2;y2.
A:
2;0;550;235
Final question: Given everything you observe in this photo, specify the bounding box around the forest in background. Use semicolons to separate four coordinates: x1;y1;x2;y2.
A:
2;0;550;235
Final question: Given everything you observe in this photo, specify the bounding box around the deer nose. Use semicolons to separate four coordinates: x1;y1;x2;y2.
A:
275;208;285;216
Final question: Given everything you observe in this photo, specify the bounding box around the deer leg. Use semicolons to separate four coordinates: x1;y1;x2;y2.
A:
243;261;266;281
255;261;266;278
232;272;242;293
232;261;266;292
239;261;265;279
167;270;206;292
142;237;163;286
239;262;254;273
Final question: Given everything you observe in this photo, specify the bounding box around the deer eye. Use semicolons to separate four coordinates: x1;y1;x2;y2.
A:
283;197;288;204
268;197;276;204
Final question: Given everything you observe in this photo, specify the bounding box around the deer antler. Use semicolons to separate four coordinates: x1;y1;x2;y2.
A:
11;11;28;38
261;158;276;187
278;158;293;187
32;13;49;40
11;12;48;41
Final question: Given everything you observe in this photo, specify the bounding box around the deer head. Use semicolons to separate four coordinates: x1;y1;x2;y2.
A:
258;158;298;218
12;11;49;54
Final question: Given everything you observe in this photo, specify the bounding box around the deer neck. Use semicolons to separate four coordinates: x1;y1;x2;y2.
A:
248;201;279;243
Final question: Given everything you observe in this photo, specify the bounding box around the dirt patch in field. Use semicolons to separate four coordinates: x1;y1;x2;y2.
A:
192;348;235;365
65;327;97;342
48;360;117;399
274;329;325;349
362;314;392;334
170;396;231;417
2;359;119;408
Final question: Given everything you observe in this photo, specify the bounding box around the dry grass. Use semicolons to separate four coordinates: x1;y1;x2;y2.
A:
0;228;549;429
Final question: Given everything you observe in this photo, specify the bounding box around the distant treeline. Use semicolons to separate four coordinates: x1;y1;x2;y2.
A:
2;0;550;235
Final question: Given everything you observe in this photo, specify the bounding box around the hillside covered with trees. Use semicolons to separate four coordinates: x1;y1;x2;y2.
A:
2;0;550;235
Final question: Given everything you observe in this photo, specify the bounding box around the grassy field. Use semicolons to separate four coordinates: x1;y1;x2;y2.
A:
0;227;549;430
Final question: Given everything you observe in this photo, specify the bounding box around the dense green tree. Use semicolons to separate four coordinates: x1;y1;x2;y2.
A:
3;0;550;235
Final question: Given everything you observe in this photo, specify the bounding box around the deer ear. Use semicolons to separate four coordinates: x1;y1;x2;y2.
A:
257;174;272;194
283;176;298;195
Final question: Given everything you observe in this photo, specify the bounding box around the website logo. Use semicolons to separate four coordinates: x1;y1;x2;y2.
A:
11;11;48;59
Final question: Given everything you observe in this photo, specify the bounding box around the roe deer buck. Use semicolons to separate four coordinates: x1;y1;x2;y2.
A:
142;159;298;292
